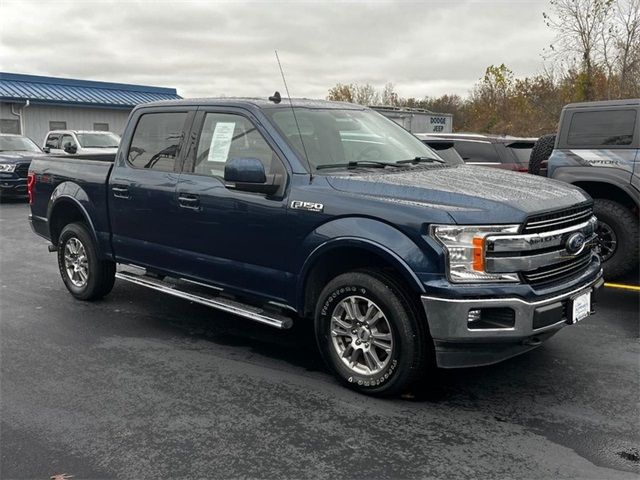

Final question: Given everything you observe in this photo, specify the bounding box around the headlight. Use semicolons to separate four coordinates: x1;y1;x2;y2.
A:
0;164;16;173
430;224;520;283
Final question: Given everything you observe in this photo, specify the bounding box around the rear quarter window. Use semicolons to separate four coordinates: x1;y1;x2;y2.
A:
453;140;500;164
567;109;637;147
127;112;188;171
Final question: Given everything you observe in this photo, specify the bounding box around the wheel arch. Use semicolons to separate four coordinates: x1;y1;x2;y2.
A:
48;192;100;253
572;180;639;212
297;238;427;318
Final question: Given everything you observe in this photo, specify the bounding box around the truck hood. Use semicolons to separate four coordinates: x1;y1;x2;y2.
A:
325;164;590;224
0;151;46;164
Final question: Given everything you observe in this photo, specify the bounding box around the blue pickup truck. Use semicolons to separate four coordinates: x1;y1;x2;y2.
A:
28;98;604;396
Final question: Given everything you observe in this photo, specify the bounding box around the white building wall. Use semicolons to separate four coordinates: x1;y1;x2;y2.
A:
0;102;131;146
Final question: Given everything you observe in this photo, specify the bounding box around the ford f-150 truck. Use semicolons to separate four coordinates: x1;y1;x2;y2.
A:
28;97;604;396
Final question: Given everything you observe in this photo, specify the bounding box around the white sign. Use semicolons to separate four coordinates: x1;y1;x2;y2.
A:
208;122;236;162
571;291;591;324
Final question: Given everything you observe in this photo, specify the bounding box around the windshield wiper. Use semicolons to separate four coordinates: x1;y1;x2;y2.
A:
316;161;402;170
397;156;446;165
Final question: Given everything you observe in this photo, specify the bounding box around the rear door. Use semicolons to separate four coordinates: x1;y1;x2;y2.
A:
174;108;292;301
109;107;196;272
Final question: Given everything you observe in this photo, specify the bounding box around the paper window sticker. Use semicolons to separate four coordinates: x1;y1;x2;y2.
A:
208;122;236;162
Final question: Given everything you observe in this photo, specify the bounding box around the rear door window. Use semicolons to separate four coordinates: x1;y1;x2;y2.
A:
453;140;500;164
504;142;534;164
128;112;188;171
45;134;61;149
567;109;636;147
60;134;76;149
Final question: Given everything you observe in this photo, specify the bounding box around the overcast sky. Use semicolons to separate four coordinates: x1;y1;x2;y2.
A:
0;0;555;100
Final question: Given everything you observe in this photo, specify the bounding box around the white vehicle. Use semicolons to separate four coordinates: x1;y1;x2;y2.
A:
43;130;120;155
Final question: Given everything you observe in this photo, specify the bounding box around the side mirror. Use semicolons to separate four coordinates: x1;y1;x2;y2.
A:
64;143;77;154
42;147;50;154
224;157;279;195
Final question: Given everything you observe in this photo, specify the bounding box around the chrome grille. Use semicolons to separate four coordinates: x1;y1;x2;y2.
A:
522;252;593;286
523;205;593;234
14;163;29;178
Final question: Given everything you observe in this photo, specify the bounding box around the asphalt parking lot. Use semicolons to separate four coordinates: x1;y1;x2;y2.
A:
1;200;638;479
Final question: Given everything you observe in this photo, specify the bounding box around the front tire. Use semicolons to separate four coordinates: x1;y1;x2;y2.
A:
314;270;431;396
593;199;639;279
57;222;115;300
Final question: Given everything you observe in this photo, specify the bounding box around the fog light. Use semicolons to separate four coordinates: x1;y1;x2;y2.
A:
467;308;516;330
468;309;482;324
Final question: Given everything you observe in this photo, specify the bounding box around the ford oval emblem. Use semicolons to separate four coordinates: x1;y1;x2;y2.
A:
566;232;586;254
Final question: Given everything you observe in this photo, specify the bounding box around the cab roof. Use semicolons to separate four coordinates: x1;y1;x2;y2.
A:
140;97;367;110
564;98;640;109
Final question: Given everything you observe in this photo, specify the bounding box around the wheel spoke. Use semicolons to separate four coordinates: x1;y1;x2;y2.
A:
348;347;360;367
372;339;392;352
331;327;350;337
341;343;354;359
342;297;358;321
332;316;352;331
364;350;383;372
363;303;381;325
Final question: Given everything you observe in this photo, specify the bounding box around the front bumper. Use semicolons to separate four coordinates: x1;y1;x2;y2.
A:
0;177;27;197
422;272;604;368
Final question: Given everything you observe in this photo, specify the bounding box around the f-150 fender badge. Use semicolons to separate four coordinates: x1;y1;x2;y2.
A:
291;200;324;212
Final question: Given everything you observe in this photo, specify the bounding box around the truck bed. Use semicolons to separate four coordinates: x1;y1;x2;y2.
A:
28;154;116;257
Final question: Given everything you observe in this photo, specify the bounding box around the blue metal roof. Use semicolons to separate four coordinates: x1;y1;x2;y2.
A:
0;72;181;109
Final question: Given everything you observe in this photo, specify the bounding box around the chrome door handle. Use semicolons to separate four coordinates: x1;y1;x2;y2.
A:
178;194;200;210
112;185;130;199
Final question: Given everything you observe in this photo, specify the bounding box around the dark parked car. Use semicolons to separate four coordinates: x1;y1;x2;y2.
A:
28;98;603;396
0;133;45;199
428;133;536;172
529;99;639;279
414;135;464;165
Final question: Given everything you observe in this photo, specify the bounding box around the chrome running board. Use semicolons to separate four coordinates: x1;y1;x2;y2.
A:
115;269;293;329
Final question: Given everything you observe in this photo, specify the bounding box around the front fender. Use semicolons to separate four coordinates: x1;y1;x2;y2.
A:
296;217;440;309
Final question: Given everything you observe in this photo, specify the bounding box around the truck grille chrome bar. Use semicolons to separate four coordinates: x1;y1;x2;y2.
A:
485;205;598;286
523;205;593;233
522;252;594;286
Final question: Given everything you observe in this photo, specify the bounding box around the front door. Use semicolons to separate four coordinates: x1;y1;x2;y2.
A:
109;108;194;273
175;109;292;302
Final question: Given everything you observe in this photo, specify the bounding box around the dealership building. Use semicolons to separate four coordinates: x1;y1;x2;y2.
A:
0;72;181;145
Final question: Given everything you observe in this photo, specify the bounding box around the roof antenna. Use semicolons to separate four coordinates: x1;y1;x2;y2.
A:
274;50;313;182
268;91;281;104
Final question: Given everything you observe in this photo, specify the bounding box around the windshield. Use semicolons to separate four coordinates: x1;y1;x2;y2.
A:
76;132;120;148
266;108;447;170
0;135;41;153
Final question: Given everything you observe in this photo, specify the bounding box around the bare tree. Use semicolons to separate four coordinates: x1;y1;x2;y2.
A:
614;0;640;95
381;82;398;106
544;0;614;99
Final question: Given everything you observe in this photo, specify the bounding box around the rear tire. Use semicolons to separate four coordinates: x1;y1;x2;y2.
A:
57;222;116;300
314;269;431;397
593;199;639;279
528;133;556;176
